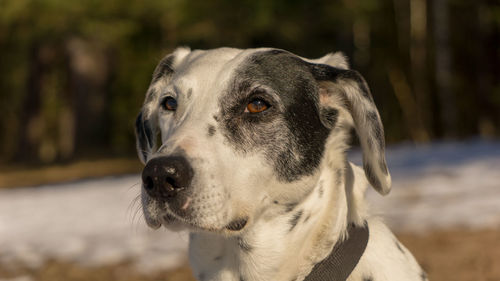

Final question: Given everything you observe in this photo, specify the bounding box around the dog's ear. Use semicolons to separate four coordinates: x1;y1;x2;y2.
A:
309;59;391;195
306;51;350;70
135;47;191;164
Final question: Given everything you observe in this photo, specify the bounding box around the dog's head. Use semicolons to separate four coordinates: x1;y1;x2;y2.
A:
135;47;391;233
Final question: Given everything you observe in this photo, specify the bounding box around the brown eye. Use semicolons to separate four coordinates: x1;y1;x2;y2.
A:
246;99;270;113
161;96;177;111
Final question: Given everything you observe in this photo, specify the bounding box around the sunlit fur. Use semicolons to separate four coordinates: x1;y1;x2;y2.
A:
135;47;426;281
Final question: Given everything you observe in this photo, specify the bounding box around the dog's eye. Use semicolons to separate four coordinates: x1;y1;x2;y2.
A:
246;99;270;113
161;96;177;111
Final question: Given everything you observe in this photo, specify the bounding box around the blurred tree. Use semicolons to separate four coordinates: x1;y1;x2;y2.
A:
0;0;499;164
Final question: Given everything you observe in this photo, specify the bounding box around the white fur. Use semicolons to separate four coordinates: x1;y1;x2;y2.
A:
137;47;426;281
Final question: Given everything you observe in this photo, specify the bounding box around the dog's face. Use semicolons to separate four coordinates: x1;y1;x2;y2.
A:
135;47;391;234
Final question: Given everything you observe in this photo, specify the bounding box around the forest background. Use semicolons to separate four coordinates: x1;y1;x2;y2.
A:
1;0;499;166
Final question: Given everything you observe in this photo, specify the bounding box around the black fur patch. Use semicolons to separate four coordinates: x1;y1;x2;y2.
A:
152;54;174;83
395;241;405;254
289;210;303;231
285;202;299;212
220;50;331;182
208;125;216;136
226;218;248;231
320;107;339;128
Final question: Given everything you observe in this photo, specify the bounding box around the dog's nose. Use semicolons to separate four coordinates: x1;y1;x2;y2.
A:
141;156;194;199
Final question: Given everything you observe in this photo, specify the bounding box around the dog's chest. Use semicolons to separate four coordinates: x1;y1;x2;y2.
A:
189;227;311;281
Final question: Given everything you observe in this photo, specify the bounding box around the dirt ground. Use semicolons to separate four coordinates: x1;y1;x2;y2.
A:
398;228;500;281
0;158;142;189
1;228;498;281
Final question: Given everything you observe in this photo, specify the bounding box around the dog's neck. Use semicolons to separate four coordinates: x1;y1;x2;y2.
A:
189;158;352;281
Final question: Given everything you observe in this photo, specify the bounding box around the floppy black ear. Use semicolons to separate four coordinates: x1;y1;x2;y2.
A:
134;47;191;164
311;63;392;195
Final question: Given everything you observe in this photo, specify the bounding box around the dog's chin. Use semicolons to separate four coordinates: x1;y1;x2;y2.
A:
143;203;250;234
156;214;250;235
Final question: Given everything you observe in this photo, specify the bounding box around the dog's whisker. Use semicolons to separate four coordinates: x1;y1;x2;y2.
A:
127;194;142;220
129;182;140;188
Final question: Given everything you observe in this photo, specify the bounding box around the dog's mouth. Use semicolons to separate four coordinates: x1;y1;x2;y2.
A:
154;213;249;233
224;217;248;231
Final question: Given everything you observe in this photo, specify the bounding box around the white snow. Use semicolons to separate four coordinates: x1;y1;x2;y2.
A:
355;139;500;232
0;139;499;272
0;176;189;272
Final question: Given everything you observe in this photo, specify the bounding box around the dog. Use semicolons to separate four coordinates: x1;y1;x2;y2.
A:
134;47;427;281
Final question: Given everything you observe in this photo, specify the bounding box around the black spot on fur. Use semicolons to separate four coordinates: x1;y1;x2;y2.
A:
213;115;219;122
221;50;331;182
335;168;343;185
289;210;303;231
320;107;338;128
395;241;405;254
420;271;428;281
363;276;373;281
226;218;248;231
208;125;216;136
285;202;298;212
152;54;174;83
237;237;253;252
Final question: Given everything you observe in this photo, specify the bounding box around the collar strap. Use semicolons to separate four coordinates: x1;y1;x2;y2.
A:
304;223;369;281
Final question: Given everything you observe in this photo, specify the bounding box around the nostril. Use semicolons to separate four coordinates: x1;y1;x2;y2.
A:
166;176;178;189
144;176;154;191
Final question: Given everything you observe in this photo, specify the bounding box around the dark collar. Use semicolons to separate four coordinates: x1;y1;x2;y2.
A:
303;223;369;281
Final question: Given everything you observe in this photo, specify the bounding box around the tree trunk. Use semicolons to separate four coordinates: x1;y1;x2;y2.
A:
433;0;457;137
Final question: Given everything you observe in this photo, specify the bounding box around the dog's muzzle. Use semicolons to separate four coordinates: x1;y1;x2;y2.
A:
141;156;194;200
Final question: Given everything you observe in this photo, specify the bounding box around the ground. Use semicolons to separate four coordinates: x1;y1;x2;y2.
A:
1;229;499;281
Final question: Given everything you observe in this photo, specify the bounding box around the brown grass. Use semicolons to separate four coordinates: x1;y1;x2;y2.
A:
1;228;499;281
0;158;142;188
0;261;196;281
398;228;500;281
